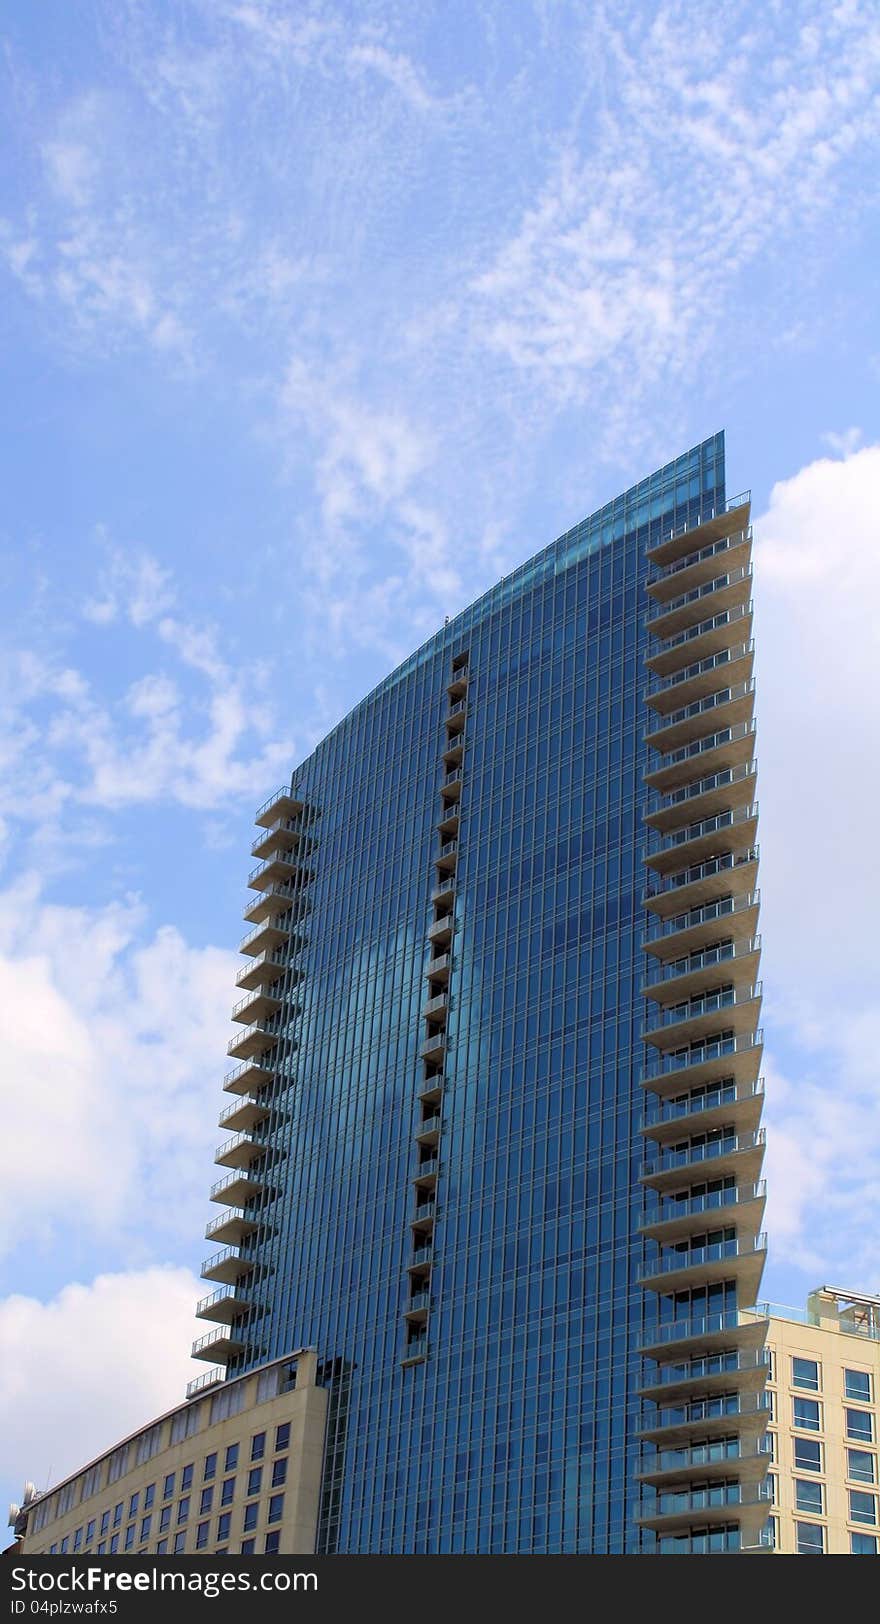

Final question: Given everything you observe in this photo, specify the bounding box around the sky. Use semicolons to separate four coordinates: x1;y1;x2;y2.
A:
1;0;879;1517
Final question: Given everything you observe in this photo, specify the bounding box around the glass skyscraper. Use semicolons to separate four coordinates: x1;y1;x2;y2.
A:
193;432;768;1554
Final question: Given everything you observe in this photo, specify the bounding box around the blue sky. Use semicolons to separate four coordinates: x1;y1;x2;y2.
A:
1;0;879;1511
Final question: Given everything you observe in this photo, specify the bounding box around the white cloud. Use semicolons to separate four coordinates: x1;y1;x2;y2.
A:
0;883;235;1260
0;1268;201;1506
755;443;880;1287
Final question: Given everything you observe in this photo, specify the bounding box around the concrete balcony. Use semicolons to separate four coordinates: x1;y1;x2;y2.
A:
640;1079;765;1146
446;696;468;724
427;915;454;947
401;1328;428;1366
638;1346;770;1405
645;681;755;756
643;848;759;918
645;496;751;569
247;852;310;894
644;760;757;834
647;527;752;603
645;601;753;679
210;1167;265;1207
421;1031;446;1063
224;1057;274;1095
434;839;458;873
227;1022;276;1062
201;1245;253;1285
640;1180;766;1245
242;886;309;927
638;1436;768;1489
215;1130;263;1171
238;918;294;958
217;1095;270;1134
422;991;449;1022
640;1126;766;1192
647;564;753;641
641;1030;763;1101
447;667;469;699
251;817;305;862
440;767;463;802
636;1480;771;1532
643;984;762;1051
235;949;289;992
639;1233;767;1303
403;1291;431;1323
230;988;282;1027
418;1075;443;1108
638;1307;767;1363
254;786;303;829
191;1324;245;1363
412;1158;438;1191
644;719;756;794
646;641;755;717
204;1208;258;1247
645;805;759;876
644;891;760;962
410;1200;436;1235
186;1368;225;1400
437;807;460;839
644;937;761;1004
415;1113;442;1146
431;877;456;908
196;1282;252;1323
638;1391;770;1446
423;952;450;983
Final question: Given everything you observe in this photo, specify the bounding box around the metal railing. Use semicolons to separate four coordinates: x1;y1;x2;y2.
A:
646;680;755;741
649;526;752;587
640;1078;764;1130
645;891;760;945
646;719;756;778
643;1182;766;1230
641;1128;766;1176
647;564;752;625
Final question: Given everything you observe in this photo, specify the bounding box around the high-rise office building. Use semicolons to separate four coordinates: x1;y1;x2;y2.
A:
189;431;769;1554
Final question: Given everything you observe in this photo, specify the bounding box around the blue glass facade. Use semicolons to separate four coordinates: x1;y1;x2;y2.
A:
213;435;740;1552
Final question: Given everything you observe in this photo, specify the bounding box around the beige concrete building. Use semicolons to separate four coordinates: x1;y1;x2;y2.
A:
754;1288;880;1555
14;1350;327;1558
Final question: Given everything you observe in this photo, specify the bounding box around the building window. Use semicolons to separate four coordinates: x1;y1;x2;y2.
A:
794;1479;823;1515
144;1484;155;1511
221;1478;235;1507
217;1513;231;1541
247;1467;262;1496
795;1521;824;1555
275;1423;290;1452
204;1453;217;1481
86;1520;95;1544
181;1465;194;1491
159;1507;171;1533
156;1539;167;1555
210;1383;246;1425
170;1403;201;1445
140;1516;151;1541
848;1449;876;1484
135;1423;164;1465
791;1357;820;1391
112;1503;123;1528
256;1367;280;1403
765;1473;777;1505
766;1348;775;1382
271;1459;287;1488
241;1538;255;1554
844;1369;873;1404
851;1533;878;1555
60;1538;69;1554
109;1535;119;1554
243;1502;259;1532
267;1494;284;1524
792;1397;821;1432
100;1511;110;1536
72;1528;83;1552
793;1436;822;1473
124;1525;135;1551
251;1432;266;1462
128;1492;139;1519
173;1531;186;1554
224;1444;239;1472
849;1490;877;1527
96;1544;105;1555
58;1483;75;1515
200;1487;213;1515
195;1522;209;1550
265;1531;280;1553
846;1409;874;1444
177;1497;190;1524
163;1474;175;1500
81;1464;102;1501
107;1446;129;1484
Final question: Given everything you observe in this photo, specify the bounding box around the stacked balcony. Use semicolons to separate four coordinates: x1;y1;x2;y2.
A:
403;652;469;1365
196;782;317;1374
639;497;769;1553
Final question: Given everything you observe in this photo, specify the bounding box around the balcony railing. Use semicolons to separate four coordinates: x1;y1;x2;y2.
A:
644;937;760;992
645;891;759;946
234;948;288;989
645;681;755;744
254;785;301;825
644;983;761;1037
642;1031;763;1084
647;600;752;661
186;1368;225;1400
645;720;756;783
648;526;752;588
647;806;757;864
640;1079;764;1132
640;1233;767;1284
642;1181;766;1232
645;847;758;905
421;1034;446;1059
641;1127;765;1178
647;564;753;627
648;641;754;701
646;760;756;821
638;1309;753;1352
447;699;467;719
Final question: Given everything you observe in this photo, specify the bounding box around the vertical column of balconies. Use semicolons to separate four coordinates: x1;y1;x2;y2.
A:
192;786;314;1376
401;652;469;1366
637;503;772;1555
